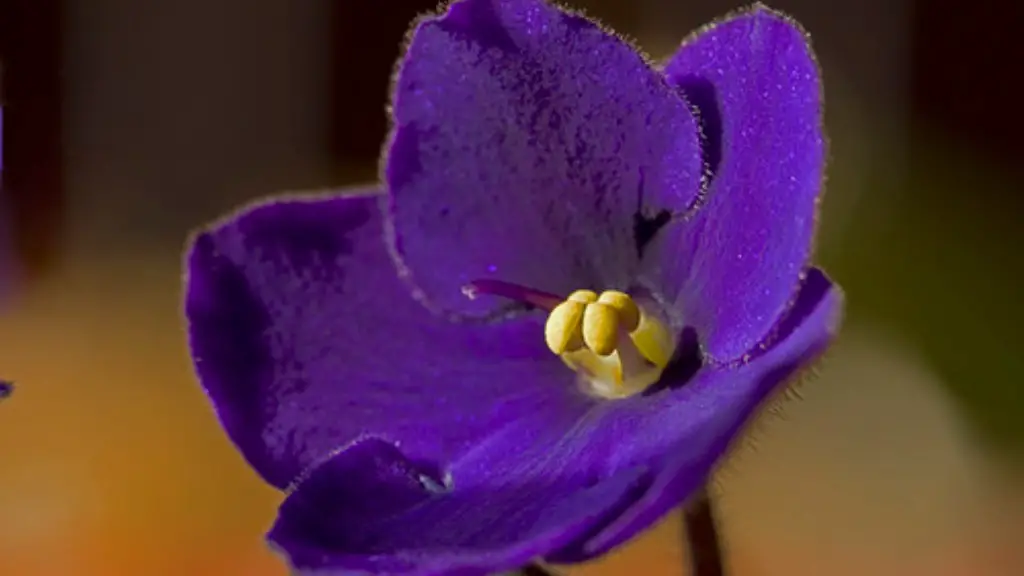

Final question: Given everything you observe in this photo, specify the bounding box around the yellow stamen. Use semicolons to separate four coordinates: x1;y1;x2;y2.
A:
631;311;674;369
596;290;640;331
582;302;619;356
543;289;676;399
567;289;599;304
543;290;596;354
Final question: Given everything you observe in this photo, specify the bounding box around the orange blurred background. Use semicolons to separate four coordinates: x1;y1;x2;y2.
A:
3;258;1023;575
2;0;1023;574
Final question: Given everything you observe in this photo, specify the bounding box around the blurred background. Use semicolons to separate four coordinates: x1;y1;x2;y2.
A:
1;0;1022;574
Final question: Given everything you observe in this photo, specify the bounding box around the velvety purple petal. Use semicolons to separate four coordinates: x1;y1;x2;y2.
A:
385;0;703;317
263;268;840;572
267;437;649;576
645;6;826;362
560;268;843;559
184;189;593;490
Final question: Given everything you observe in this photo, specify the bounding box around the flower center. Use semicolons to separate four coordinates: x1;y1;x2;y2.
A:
462;280;676;399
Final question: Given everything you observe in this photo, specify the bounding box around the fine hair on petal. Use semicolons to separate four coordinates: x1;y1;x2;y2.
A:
707;345;835;501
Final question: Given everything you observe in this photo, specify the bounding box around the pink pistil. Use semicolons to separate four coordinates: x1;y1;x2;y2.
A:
460;279;564;311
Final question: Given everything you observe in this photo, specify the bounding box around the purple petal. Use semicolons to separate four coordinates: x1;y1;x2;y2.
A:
267;437;648;576
385;0;703;317
259;268;840;572
645;6;826;362
564;268;843;559
184;189;592;490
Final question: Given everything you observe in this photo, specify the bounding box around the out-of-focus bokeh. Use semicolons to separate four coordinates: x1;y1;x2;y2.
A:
1;0;1021;574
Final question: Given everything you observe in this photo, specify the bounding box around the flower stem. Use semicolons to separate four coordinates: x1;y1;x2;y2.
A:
684;487;725;576
517;489;723;576
519;563;556;576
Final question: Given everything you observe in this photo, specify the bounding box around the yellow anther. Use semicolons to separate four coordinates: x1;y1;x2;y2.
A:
545;288;676;399
595;290;640;332
544;290;597;354
566;289;597;304
631;312;673;368
581;302;619;356
544;300;586;355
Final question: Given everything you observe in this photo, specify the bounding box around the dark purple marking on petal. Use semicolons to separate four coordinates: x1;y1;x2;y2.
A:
554;268;842;560
384;0;703;319
633;208;674;259
267;436;650;576
671;75;722;192
184;189;592;490
0;380;12;399
644;6;826;363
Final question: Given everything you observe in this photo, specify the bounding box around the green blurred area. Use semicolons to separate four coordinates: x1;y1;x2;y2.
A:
819;126;1024;461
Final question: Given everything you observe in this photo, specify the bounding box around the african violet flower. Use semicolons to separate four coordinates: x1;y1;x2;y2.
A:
185;1;841;574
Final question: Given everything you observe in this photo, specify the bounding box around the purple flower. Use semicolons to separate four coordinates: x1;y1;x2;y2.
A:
184;1;841;574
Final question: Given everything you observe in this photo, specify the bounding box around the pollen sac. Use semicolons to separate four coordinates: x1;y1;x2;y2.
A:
595;290;639;331
581;302;619;356
543;290;596;354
